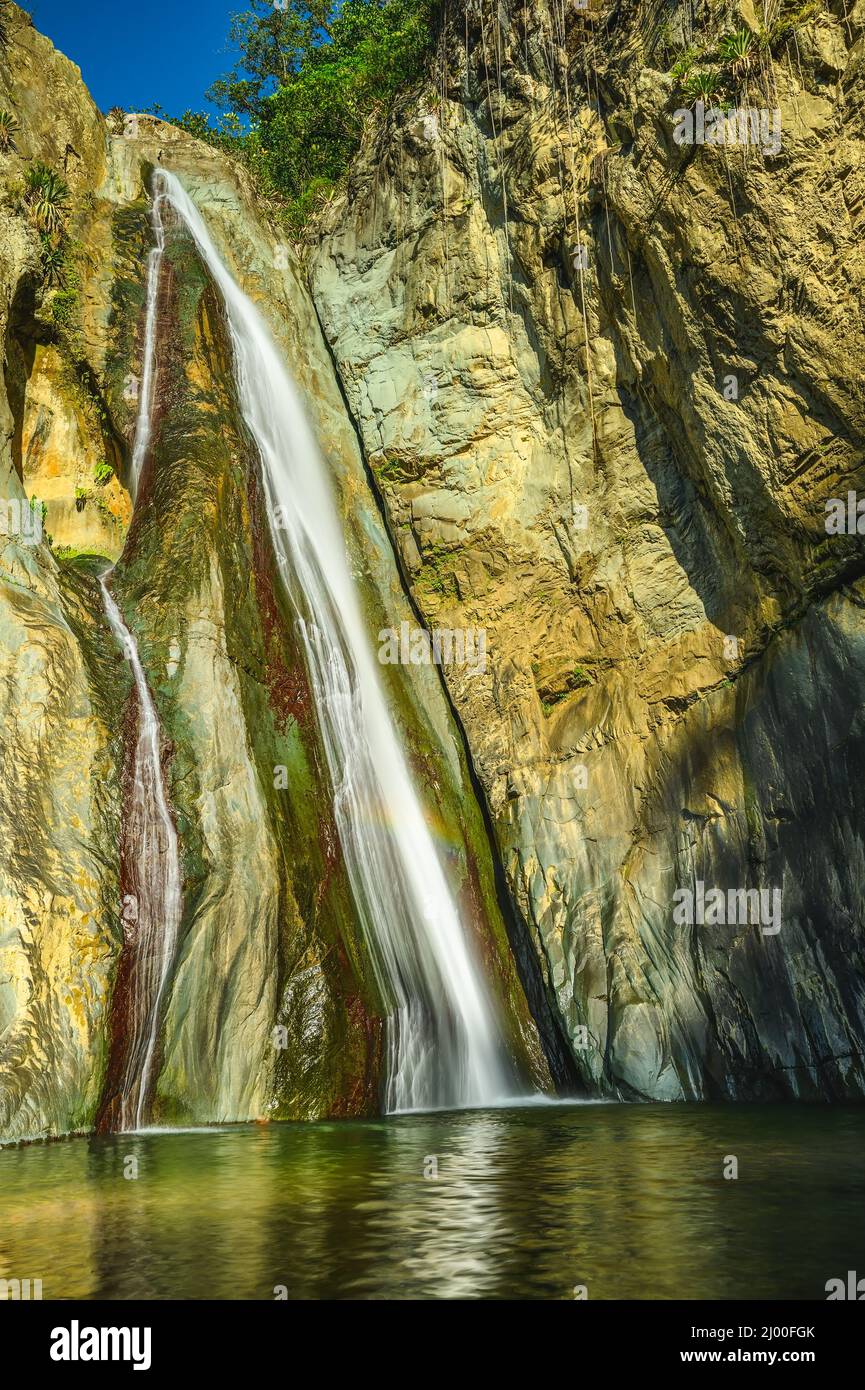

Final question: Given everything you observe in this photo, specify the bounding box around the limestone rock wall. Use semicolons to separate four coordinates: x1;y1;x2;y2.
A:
3;0;865;1135
312;0;865;1098
0;5;124;1140
0;4;548;1139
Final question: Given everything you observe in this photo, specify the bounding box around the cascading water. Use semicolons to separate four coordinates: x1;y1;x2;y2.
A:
156;169;517;1111
129;186;167;500
97;183;181;1132
99;578;183;1132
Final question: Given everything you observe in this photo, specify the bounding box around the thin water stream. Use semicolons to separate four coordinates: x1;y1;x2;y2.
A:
96;183;180;1132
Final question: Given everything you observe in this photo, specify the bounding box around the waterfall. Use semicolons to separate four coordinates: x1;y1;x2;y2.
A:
156;170;516;1111
97;186;181;1131
99;579;183;1131
129;186;167;499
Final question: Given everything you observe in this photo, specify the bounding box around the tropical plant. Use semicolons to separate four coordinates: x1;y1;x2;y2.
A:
39;237;66;285
669;46;698;83
164;1;439;229
719;28;754;73
682;70;722;105
93;461;114;486
0;108;18;152
24;162;69;233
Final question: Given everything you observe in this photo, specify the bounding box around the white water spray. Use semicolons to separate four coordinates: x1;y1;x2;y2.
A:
156;170;516;1111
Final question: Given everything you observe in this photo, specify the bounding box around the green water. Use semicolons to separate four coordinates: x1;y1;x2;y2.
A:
1;1103;863;1300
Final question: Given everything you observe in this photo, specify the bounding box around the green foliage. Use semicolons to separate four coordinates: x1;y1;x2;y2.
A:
24;161;69;233
39;235;66;285
719;28;754;71
373;454;407;482
0;108;18;151
170;1;438;230
150;105;238;155
415;541;453;597
53;546;113;573
44;239;83;341
93;460;114;486
762;2;822;49
206;0;333;120
681;70;722;105
51;285;79;330
669;47;698;82
30;497;48;537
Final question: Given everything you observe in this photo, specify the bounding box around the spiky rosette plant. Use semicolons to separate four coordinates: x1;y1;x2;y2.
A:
719;28;755;74
0;108;18;151
24;162;69;233
39;237;66;286
682;70;722;106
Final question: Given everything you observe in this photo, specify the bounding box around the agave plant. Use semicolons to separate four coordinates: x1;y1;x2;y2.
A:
39;237;66;286
682;70;722;106
0;108;18;152
669;44;699;84
719;28;755;73
24;162;68;233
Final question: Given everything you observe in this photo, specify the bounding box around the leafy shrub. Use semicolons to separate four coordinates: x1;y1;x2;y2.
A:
40;236;66;285
51;287;79;330
165;1;440;230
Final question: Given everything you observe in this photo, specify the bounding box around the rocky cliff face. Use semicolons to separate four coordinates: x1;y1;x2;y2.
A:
312;0;865;1099
1;0;864;1140
0;5;548;1141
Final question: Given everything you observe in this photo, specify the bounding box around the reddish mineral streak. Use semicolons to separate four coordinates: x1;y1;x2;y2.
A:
96;687;148;1131
246;461;314;733
96;212;182;1134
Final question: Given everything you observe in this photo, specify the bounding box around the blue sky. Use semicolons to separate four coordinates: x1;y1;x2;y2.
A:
30;0;233;115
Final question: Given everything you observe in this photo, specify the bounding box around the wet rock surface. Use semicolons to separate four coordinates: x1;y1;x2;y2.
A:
311;0;865;1098
2;1;865;1135
0;4;546;1138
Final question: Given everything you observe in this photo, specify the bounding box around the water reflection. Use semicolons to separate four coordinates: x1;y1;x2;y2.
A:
1;1104;863;1299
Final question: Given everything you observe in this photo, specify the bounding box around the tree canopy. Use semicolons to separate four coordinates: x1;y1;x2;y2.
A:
174;0;439;229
